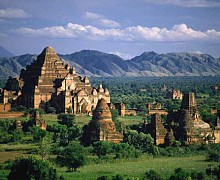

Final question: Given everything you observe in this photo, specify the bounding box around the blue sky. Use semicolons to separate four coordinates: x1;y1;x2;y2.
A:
0;0;220;58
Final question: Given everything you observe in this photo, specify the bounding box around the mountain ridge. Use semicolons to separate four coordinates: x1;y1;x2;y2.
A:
0;50;220;79
0;46;14;57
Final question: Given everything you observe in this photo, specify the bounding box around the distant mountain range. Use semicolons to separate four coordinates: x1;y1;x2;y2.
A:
0;46;14;57
0;49;220;79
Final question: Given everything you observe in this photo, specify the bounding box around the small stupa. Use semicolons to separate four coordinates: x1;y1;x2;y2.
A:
87;98;123;143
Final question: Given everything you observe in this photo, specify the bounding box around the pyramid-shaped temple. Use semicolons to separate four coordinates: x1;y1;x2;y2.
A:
1;46;110;114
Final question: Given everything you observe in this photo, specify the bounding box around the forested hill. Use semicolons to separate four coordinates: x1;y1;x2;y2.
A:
0;50;220;79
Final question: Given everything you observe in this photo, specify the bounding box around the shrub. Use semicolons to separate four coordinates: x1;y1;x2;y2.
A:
92;141;113;158
206;164;220;179
143;170;164;180
207;150;220;162
29;126;47;142
57;113;75;128
8;157;58;180
56;141;87;171
169;168;191;180
11;129;23;142
97;176;109;180
113;143;140;159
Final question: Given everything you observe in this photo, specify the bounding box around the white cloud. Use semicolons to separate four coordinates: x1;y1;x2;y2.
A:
83;12;120;28
14;23;220;42
109;51;134;60
206;29;220;38
0;8;29;18
125;24;209;41
15;23;125;40
84;12;103;20
145;0;220;7
98;19;120;28
192;50;203;54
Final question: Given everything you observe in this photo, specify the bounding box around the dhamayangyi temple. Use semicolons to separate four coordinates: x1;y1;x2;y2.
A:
1;46;110;114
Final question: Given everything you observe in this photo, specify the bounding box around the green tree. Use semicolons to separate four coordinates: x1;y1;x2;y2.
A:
190;171;206;180
57;141;86;171
59;127;69;146
29;126;47;142
110;109;119;120
207;150;220;162
147;145;160;157
37;136;52;160
123;130;154;152
143;170;164;180
112;174;124;180
0;120;13;143
110;109;122;131
200;110;216;128
11;129;23;142
68;126;82;142
113;143;140;159
92;141;113;158
206;164;220;179
57;113;75;128
8;157;58;180
169;168;191;180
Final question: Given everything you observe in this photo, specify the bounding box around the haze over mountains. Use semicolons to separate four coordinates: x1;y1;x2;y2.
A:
0;46;14;57
0;47;220;79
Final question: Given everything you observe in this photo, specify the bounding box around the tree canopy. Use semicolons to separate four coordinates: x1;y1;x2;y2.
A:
8;157;58;180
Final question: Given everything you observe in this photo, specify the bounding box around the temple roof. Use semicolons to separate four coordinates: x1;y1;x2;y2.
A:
41;46;56;55
91;98;116;131
20;46;70;93
92;98;112;121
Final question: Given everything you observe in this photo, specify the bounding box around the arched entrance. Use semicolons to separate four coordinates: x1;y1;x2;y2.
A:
81;102;87;114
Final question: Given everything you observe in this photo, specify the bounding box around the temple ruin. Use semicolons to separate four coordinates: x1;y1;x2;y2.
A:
177;93;213;144
151;113;167;145
0;46;110;114
147;92;219;145
167;89;183;100
83;98;123;144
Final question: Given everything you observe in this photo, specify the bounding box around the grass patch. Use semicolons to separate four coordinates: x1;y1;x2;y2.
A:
117;115;144;125
0;143;39;163
58;155;217;179
42;114;58;125
0;113;144;127
0;151;28;163
0;145;218;180
75;115;91;127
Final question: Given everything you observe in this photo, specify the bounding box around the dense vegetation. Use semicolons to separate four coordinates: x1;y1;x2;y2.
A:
0;76;220;179
92;76;220;121
91;76;220;108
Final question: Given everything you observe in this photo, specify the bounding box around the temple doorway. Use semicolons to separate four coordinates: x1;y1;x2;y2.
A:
81;103;87;114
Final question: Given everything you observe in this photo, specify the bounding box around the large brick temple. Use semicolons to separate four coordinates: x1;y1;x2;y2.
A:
0;46;110;114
